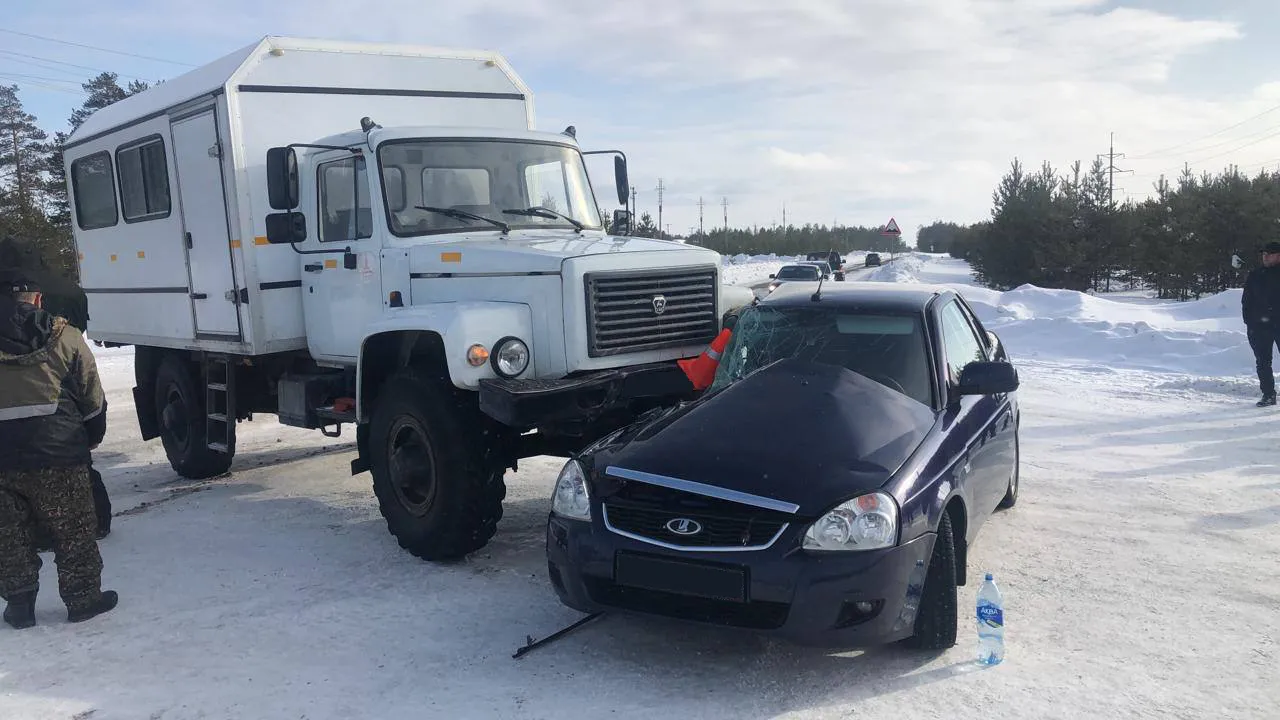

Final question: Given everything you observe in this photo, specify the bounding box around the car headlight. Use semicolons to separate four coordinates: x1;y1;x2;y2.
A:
551;459;591;521
803;492;898;551
492;337;530;378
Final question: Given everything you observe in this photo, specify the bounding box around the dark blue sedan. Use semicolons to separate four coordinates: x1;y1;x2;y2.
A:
545;281;1020;649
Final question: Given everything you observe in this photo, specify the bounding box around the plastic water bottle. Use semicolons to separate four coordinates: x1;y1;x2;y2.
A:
976;573;1005;665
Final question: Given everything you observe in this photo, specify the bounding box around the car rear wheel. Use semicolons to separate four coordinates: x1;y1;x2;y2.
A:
903;510;958;650
998;432;1019;509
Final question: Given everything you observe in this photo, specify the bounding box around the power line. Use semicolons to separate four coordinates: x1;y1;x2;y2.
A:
0;71;82;85
0;49;151;81
1126;101;1280;160
0;28;195;67
0;75;87;96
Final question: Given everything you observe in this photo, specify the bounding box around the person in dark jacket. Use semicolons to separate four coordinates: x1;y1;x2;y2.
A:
0;268;118;629
0;237;110;538
1242;241;1280;407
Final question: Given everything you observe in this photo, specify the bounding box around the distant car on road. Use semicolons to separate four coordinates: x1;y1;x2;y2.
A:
798;260;845;282
806;250;843;269
545;281;1021;650
865;252;882;267
765;263;822;293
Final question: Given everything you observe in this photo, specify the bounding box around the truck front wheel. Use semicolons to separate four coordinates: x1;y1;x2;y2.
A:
368;370;506;561
154;354;234;479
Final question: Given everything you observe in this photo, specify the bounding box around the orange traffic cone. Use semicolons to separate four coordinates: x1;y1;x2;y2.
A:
678;328;732;390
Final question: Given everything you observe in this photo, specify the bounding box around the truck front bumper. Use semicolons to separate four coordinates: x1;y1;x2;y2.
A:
478;362;695;429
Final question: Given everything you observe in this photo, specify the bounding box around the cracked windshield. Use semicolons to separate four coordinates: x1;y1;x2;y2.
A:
711;306;932;406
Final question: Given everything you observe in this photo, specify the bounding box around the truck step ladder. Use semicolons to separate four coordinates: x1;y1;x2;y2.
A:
206;355;235;453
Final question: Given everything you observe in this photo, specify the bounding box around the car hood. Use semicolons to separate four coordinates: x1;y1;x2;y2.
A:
587;358;938;516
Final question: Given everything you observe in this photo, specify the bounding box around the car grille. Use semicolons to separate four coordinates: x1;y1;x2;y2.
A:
585;267;719;357
604;504;786;548
602;481;792;550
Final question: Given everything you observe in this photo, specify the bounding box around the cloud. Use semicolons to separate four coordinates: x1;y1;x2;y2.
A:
13;0;1269;242
768;148;843;172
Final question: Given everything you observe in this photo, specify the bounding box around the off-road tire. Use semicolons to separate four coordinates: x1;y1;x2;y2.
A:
368;369;506;561
998;431;1020;509
154;354;234;479
903;510;959;650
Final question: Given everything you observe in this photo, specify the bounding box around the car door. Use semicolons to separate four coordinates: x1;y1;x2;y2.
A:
956;296;1018;511
936;299;1006;530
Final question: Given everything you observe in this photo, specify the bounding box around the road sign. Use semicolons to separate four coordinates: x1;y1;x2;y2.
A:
881;217;901;236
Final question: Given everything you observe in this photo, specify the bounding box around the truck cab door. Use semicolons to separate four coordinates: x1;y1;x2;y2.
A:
299;151;384;362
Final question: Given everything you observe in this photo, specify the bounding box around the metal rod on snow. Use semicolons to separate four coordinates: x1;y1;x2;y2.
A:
512;612;605;659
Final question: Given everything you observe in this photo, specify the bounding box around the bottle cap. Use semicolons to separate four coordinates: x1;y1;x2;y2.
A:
985;572;993;581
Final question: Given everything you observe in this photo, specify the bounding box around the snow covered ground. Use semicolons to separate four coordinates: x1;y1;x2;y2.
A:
3;255;1278;719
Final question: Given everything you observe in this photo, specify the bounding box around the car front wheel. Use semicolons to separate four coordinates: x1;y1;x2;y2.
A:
903;510;959;650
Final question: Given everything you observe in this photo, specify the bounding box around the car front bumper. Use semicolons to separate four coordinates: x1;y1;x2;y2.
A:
546;513;936;649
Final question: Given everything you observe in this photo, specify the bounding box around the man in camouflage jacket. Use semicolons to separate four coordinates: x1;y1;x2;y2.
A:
0;268;118;628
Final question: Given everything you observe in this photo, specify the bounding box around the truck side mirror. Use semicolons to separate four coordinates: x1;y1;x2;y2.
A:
267;147;299;210
265;211;307;244
613;156;629;206
611;209;631;234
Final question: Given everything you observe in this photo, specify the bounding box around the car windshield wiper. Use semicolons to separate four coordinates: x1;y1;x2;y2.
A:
502;206;584;232
415;205;510;233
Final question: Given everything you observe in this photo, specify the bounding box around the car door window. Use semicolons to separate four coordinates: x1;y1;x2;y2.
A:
939;301;987;385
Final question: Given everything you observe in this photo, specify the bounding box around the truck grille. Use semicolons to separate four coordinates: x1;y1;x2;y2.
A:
585;267;719;357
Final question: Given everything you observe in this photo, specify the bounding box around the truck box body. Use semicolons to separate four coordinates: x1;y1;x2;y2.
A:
64;36;535;357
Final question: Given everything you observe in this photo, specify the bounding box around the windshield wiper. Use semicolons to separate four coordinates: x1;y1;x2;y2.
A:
502;206;584;232
415;205;510;234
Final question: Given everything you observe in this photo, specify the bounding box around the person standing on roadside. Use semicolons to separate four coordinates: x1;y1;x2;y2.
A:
1242;241;1280;407
0;268;118;629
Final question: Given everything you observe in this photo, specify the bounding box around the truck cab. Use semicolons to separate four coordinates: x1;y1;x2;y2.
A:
256;122;748;561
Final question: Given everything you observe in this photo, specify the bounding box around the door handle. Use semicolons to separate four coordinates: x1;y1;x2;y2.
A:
304;263;323;273
190;293;207;300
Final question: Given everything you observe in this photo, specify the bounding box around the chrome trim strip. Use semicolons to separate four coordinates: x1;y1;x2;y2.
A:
604;466;801;515
602;505;789;553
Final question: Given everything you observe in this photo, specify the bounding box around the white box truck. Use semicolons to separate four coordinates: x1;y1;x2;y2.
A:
64;36;752;560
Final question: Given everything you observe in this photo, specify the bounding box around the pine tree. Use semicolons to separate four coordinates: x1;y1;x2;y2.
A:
0;85;49;214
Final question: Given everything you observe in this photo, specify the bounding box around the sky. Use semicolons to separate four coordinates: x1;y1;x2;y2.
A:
5;0;1280;244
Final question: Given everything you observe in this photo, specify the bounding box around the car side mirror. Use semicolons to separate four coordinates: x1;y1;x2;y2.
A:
956;361;1019;396
266;147;299;210
769;273;776;279
265;211;307;244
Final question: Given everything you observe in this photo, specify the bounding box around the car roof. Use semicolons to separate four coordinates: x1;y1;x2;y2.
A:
759;280;952;312
778;263;820;271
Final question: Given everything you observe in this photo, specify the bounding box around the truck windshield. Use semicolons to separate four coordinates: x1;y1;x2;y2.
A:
377;139;602;236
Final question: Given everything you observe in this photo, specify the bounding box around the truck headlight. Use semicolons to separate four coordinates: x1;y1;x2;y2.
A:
551;460;591;521
802;492;898;551
492;337;530;378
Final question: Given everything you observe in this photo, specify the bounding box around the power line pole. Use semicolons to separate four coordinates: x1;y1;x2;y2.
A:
630;185;637;221
1095;132;1133;293
721;197;728;231
1097;131;1132;208
655;178;665;237
697;196;704;235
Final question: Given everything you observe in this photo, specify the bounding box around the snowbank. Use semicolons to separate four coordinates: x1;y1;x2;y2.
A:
720;253;802;286
872;254;1257;379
